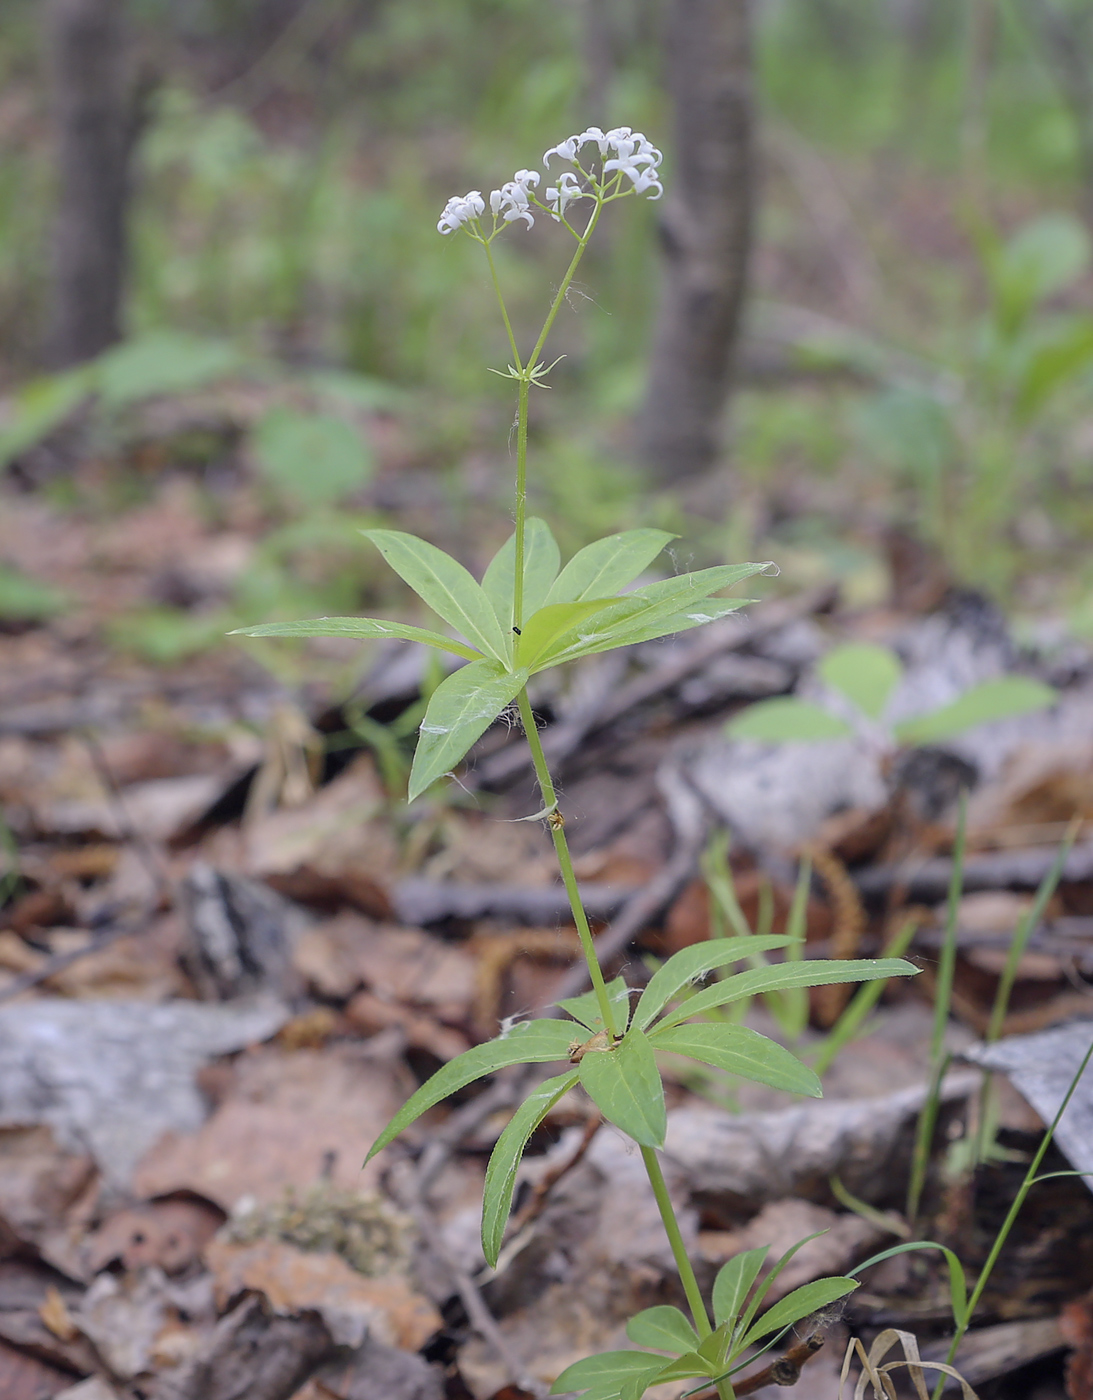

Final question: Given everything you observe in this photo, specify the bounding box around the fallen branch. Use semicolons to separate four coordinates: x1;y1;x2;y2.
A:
855;840;1093;902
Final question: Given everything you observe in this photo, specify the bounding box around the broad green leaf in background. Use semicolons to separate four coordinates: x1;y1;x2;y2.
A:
625;1306;700;1355
230;615;481;659
727;698;854;743
96;331;248;406
557;976;632;1032
365;1018;576;1161
517;599;622;669
712;1246;769;1328
481;1071;577;1266
578;1028;666;1147
1014;315;1093;423
549;1350;667;1399
740;1276;858;1348
650;1022;822;1098
254;406;373;506
0;565;67;623
363;529;509;662
633;936;790;1031
544;528;676;606
655;958;918;1030
482;517;561;629
0;368;92;470
993;213;1091;335
819;643;902;720
408;659;527;800
855;385;956;483
893;676;1056;745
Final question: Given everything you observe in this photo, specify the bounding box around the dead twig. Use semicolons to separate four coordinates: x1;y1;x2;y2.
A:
856;840;1093;902
687;1329;826;1399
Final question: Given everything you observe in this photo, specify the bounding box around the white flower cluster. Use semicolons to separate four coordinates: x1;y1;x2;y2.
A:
437;126;663;236
544;125;663;202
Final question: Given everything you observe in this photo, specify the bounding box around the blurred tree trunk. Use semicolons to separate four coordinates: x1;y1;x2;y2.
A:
45;0;138;367
637;0;754;484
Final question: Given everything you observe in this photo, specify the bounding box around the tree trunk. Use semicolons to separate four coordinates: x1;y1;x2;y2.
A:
46;0;133;367
637;0;754;484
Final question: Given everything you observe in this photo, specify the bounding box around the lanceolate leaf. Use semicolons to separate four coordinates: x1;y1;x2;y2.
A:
363;529;509;662
408;660;527;801
639;1352;715;1383
578;1028;666;1147
549;1350;669;1398
544;528;677;606
625;1306;700;1355
650;1022;822;1098
482;1071;577;1267
712;1246;769;1328
818;643;902;721
557;976;632;1032
365;1019;576;1162
571;596;751;653
230;615;481;660
740;1276;858;1348
655;959;918;1030
516;599;621;669
732;1231;831;1348
893;676;1056;745
727;699;854;743
482;517;560;630
633;936;790;1031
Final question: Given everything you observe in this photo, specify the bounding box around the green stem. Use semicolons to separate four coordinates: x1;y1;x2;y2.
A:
934;1027;1093;1399
513;376;530;630
516;688;617;1037
640;1146;713;1339
529;201;601;369
483;238;522;372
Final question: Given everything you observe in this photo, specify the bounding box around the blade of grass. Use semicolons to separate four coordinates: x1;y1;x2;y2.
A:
812;916;918;1077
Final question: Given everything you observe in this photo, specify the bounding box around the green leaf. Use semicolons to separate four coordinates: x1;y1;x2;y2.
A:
848;1240;968;1329
727;699;854;743
732;1231;831;1350
408;659;527;801
993;213;1091;333
633;937;790;1031
578;1028;666;1147
482;517;561;630
253;407;373;506
544;529;677;606
0;368;92;469
740;1276;858;1348
549;1351;666;1398
365;1018;576;1162
712;1247;769;1327
625;1306;700;1355
557;977;632;1032
363;529;510;663
0;565;67;623
655;959;918;1031
639;1352;714;1383
590;596;752;650
650;1022;822;1098
618;1364;679;1400
1015;315;1093;422
229;615;481;660
95;331;247;406
517;599;623;669
893;676;1056;746
482;1072;577;1267
818;644;902;721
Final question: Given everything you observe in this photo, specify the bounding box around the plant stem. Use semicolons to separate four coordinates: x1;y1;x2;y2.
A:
516;687;618;1037
529;201;602;369
640;1146;712;1338
483;238;522;372
513;376;530;630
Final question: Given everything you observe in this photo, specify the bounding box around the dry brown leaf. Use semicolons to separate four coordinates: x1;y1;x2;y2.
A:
343;991;470;1061
205;1237;441;1350
134;1044;410;1209
841;1328;979;1399
38;1283;77;1342
0;1336;75;1400
84;1197;224;1276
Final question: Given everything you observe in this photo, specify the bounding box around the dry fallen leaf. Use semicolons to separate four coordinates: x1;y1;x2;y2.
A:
38;1284;77;1342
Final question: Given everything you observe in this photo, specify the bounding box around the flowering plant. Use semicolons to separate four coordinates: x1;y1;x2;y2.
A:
236;127;916;1400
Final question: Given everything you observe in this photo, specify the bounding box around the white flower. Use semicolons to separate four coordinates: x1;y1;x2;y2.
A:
542;125;664;198
437;190;485;235
486;168;542;229
545;171;586;221
543;135;581;167
577;126;609;154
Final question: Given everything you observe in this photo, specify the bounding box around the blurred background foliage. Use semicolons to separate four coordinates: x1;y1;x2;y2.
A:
3;0;1093;659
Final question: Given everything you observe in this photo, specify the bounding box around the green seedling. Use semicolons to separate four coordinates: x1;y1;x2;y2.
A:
235;126;918;1400
727;640;1055;749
